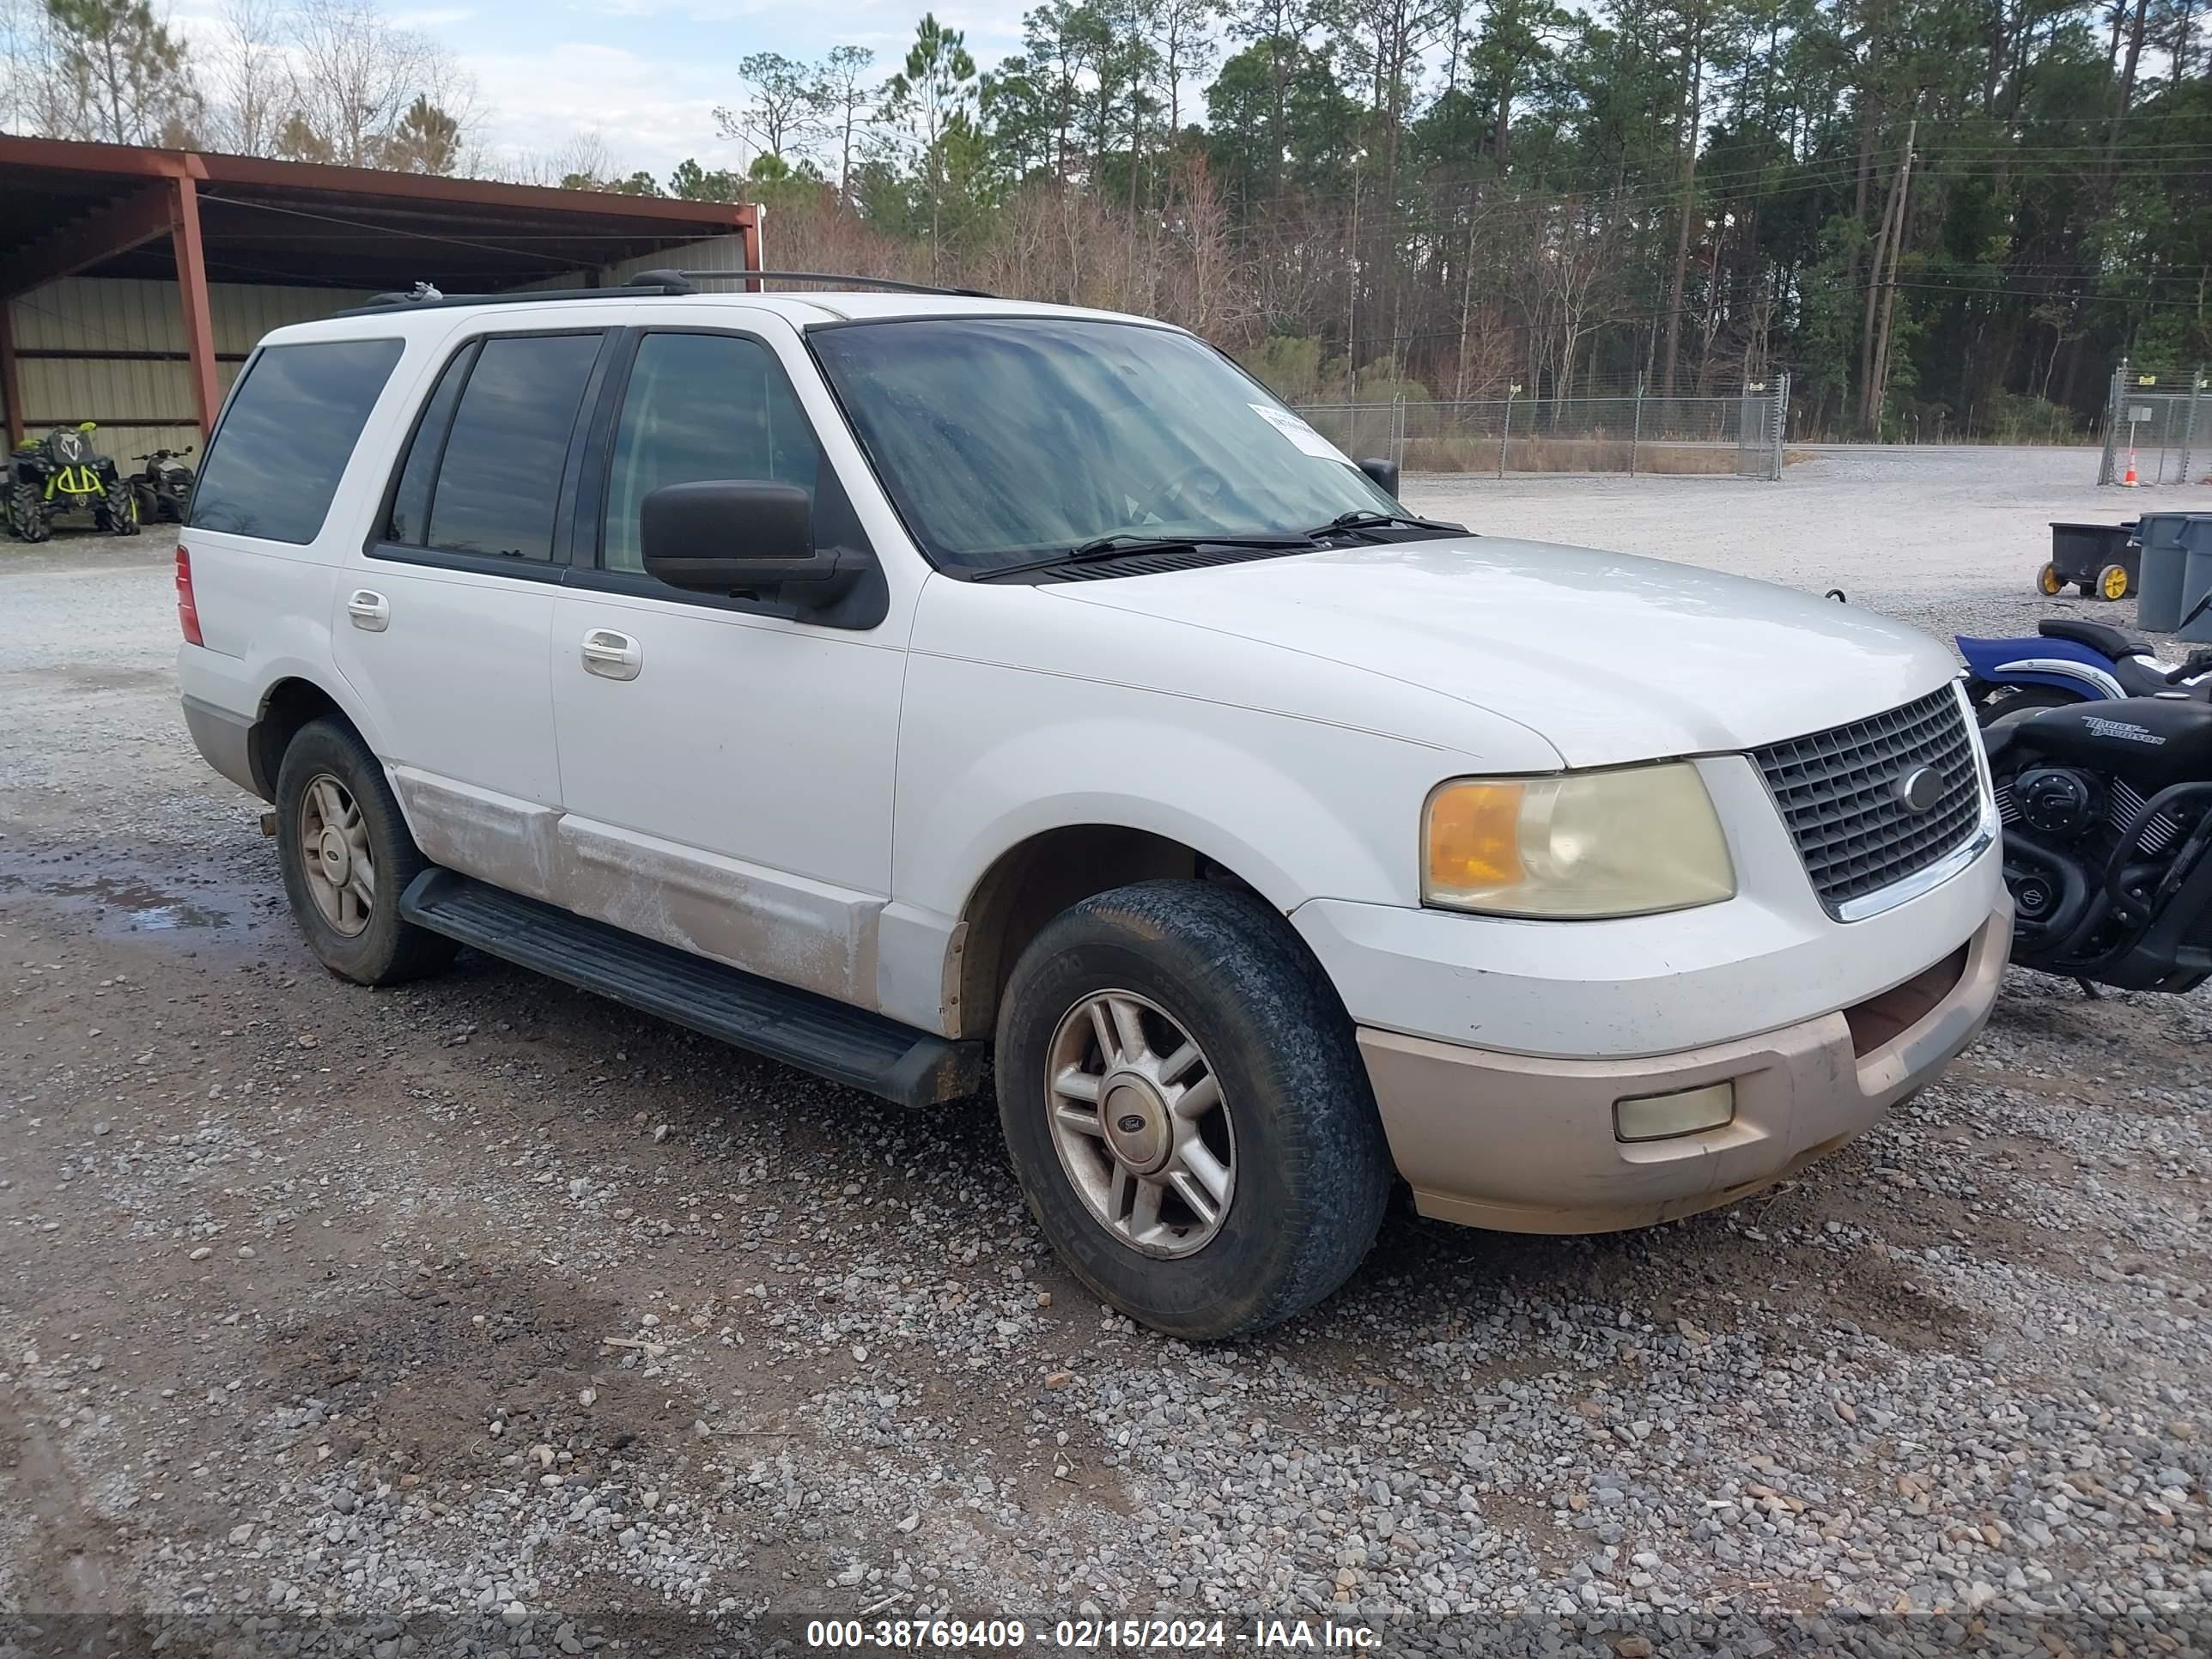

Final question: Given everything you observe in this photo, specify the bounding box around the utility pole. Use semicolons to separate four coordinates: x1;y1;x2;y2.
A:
1867;118;1916;441
1346;150;1362;406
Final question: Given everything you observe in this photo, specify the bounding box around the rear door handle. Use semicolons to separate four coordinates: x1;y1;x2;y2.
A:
580;628;642;681
346;589;389;631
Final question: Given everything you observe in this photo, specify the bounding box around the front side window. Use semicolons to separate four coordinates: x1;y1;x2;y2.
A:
188;337;403;544
807;318;1399;573
601;332;821;574
421;332;603;561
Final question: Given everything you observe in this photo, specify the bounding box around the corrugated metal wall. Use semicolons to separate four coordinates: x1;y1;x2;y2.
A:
3;237;747;459
5;276;374;457
519;232;755;293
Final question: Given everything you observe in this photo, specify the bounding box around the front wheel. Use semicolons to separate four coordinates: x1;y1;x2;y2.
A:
275;719;458;986
98;477;139;535
9;482;48;543
2037;561;2064;597
995;880;1392;1340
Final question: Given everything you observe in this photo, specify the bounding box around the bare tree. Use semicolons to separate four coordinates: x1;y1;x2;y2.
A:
284;0;474;168
0;0;44;132
208;0;285;154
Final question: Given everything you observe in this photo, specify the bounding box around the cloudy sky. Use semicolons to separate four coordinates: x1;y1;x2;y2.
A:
393;0;1029;179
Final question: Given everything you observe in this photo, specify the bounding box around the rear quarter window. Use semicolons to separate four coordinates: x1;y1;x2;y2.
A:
188;337;404;544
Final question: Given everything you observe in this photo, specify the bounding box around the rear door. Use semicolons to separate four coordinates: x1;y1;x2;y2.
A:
331;326;614;902
546;323;908;1009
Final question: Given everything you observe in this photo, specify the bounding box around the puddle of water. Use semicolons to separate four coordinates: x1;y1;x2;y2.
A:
0;855;264;938
126;902;222;930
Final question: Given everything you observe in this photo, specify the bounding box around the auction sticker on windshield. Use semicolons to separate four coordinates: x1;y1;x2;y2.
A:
1248;403;1350;462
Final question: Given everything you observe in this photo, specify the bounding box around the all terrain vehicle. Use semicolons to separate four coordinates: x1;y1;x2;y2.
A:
131;445;197;523
8;422;138;541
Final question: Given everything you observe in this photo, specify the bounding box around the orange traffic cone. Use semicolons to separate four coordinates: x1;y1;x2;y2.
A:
2123;454;2140;486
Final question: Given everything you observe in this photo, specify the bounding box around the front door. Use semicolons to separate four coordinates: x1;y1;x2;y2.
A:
548;325;906;1008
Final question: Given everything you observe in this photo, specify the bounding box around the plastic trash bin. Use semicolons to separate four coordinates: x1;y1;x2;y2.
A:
2043;520;2140;601
2184;529;2212;642
2136;512;2197;630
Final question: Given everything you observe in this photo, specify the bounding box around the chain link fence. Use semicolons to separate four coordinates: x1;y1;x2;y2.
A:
1294;375;1790;482
2098;359;2212;487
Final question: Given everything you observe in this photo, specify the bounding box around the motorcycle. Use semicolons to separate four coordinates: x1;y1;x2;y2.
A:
7;422;137;542
1959;616;2212;728
130;445;195;523
1989;686;2212;992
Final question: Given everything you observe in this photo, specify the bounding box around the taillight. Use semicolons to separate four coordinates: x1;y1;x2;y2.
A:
175;544;204;646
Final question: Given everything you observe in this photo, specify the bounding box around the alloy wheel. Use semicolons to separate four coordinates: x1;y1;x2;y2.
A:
1045;989;1236;1258
299;773;375;937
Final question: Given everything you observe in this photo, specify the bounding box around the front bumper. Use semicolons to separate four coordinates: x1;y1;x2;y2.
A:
1356;896;2011;1234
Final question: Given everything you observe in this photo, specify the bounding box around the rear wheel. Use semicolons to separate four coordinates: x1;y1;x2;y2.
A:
1976;684;2081;732
2037;561;2063;596
275;719;458;986
994;879;1392;1340
2098;562;2131;601
9;481;48;543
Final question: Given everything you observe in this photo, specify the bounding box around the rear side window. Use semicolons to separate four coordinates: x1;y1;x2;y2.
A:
415;332;602;561
384;342;476;545
188;338;402;544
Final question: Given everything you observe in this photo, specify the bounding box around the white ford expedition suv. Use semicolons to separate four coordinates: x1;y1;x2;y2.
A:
177;275;2009;1339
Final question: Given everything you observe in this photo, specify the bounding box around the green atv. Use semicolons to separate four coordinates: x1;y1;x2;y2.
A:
9;422;138;542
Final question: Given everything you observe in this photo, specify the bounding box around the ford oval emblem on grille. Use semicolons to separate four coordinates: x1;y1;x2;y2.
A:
1896;765;1945;812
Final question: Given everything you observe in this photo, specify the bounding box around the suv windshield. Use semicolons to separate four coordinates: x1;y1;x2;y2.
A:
809;317;1406;574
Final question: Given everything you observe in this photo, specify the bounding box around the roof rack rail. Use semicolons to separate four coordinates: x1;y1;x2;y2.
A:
640;268;998;299
336;268;998;317
335;279;692;316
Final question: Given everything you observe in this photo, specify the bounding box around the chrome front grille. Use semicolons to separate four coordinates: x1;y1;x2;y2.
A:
1752;688;1984;917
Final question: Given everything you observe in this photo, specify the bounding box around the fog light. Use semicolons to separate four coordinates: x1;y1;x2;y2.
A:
1613;1081;1736;1143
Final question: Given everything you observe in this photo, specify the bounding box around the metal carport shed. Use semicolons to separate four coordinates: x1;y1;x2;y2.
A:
0;135;763;457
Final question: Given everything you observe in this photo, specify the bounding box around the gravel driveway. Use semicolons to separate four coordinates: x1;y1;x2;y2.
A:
4;449;2210;1657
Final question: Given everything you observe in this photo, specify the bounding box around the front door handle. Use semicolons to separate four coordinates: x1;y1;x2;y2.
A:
346;589;389;632
580;628;642;681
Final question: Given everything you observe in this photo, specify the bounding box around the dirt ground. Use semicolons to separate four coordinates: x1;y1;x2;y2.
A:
4;452;2209;1657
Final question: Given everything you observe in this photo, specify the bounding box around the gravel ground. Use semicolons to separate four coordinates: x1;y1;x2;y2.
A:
4;449;2211;1659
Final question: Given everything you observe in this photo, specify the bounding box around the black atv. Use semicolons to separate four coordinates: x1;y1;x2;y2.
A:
8;422;138;542
131;444;197;524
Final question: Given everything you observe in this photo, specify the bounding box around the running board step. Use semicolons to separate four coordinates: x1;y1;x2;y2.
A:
398;869;981;1108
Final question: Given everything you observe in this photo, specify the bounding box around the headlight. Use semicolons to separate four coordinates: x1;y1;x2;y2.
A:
1423;763;1736;918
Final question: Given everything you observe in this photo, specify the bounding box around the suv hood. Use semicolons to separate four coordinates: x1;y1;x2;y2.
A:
1044;536;1960;769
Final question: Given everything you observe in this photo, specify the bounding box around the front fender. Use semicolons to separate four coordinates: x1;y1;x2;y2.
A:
898;693;1468;922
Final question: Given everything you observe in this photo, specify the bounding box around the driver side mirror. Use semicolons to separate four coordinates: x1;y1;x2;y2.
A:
641;480;867;612
1358;457;1401;500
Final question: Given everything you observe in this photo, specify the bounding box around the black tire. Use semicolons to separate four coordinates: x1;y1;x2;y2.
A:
10;481;48;543
274;718;458;986
99;477;139;536
994;879;1392;1340
1975;684;2081;732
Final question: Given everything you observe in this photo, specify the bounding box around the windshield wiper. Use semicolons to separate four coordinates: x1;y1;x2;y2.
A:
972;532;1316;582
1310;509;1467;538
